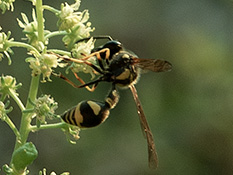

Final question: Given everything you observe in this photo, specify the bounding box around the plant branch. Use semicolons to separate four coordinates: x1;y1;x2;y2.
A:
44;31;67;40
8;89;25;111
12;75;40;153
4;115;21;141
36;0;44;42
47;49;71;56
7;41;41;57
30;122;66;131
0;93;7;101
42;5;59;14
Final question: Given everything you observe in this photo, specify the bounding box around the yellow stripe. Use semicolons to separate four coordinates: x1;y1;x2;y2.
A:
116;69;130;80
87;101;101;116
74;103;83;128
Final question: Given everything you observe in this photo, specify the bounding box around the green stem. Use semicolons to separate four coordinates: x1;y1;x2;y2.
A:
7;41;41;57
36;0;44;42
8;89;25;111
47;49;71;56
42;5;60;14
16;76;39;145
0;93;7;101
25;76;40;113
44;31;67;40
4;115;21;140
10;75;40;166
30;122;66;131
10;0;44;160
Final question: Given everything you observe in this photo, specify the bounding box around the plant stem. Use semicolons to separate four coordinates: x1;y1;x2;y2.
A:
4;115;21;140
36;0;44;42
9;0;45;169
47;49;71;56
8;89;25;111
30;122;66;131
10;75;40;166
10;0;44;158
0;93;7;101
44;31;67;40
20;75;40;141
7;41;41;57
42;5;59;14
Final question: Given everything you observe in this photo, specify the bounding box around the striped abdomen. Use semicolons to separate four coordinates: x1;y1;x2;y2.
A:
61;86;119;128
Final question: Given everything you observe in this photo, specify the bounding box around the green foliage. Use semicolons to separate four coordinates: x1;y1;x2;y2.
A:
0;0;96;174
12;142;38;171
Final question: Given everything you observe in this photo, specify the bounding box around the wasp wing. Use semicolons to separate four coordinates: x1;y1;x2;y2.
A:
132;58;172;72
129;84;158;169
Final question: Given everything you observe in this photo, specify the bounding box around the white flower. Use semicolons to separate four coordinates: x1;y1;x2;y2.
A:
26;53;62;82
0;0;15;13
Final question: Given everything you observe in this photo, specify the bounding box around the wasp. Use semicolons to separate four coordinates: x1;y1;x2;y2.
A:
58;36;172;168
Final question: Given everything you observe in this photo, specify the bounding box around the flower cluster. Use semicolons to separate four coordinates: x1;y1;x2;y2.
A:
0;27;14;64
61;124;80;144
39;168;70;175
0;100;12;121
57;0;95;50
0;0;15;14
17;10;49;51
26;53;61;82
32;95;58;127
0;75;21;97
67;37;97;79
57;0;81;31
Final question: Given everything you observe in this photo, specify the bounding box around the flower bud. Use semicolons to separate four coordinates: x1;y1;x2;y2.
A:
0;75;21;96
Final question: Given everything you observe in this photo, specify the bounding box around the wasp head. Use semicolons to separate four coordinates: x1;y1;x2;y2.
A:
92;40;123;60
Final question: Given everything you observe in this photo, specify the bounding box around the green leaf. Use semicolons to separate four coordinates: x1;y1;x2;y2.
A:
12;142;38;171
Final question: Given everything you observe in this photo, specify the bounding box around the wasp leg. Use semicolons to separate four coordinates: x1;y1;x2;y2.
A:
72;72;97;92
51;49;111;91
80;48;111;67
52;72;96;92
77;78;103;89
56;48;110;74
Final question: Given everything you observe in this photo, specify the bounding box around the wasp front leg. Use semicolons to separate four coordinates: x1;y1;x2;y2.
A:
61;84;119;128
52;49;111;92
74;48;111;71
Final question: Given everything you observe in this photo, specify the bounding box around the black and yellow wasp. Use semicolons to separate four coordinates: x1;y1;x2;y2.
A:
57;36;172;168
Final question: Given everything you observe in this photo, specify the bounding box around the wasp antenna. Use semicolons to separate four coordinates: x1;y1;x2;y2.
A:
92;35;113;41
76;35;113;44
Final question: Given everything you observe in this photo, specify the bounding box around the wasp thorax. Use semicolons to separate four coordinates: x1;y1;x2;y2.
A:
109;51;140;87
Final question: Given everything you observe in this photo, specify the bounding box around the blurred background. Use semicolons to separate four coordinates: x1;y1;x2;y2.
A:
1;0;233;174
